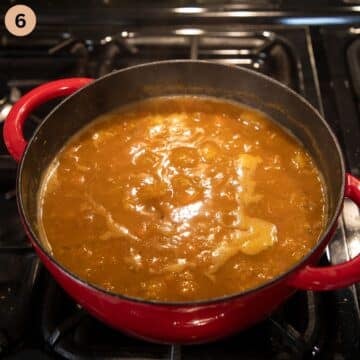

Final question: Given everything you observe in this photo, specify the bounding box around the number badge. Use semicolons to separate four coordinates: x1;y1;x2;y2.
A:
5;5;37;37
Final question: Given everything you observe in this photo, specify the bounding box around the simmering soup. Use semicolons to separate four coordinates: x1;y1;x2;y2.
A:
38;97;326;301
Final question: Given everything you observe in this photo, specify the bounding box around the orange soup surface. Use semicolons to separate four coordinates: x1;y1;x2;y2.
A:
38;97;326;301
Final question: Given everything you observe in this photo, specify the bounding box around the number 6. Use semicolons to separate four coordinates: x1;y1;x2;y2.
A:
15;13;26;28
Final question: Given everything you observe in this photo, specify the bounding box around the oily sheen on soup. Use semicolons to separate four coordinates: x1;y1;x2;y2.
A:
38;97;326;301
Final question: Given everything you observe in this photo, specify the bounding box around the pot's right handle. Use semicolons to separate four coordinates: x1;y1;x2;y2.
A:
287;173;360;291
3;78;93;162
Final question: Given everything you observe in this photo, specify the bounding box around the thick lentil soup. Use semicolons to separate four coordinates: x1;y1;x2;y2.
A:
38;97;326;301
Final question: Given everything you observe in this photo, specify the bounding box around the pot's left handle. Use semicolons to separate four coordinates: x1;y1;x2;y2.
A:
287;173;360;291
3;78;93;162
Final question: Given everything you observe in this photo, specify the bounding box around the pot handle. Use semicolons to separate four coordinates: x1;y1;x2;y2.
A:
287;173;360;291
3;78;93;162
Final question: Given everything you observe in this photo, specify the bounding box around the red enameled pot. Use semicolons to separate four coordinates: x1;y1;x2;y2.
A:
3;61;360;343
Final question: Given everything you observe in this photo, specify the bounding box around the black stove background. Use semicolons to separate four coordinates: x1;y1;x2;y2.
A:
0;18;359;360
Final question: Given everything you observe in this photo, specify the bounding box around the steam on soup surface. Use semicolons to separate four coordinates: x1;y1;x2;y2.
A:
38;96;326;301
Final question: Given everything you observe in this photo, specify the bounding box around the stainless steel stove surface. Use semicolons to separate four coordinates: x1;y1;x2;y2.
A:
0;3;360;359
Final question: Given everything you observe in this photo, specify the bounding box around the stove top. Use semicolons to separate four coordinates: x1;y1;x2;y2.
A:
0;9;360;359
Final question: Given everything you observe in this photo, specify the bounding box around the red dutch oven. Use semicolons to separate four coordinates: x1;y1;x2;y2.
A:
3;61;360;343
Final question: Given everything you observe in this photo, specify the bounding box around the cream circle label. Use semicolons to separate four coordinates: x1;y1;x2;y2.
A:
5;5;37;37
